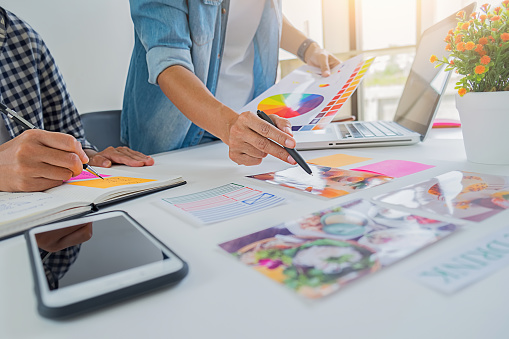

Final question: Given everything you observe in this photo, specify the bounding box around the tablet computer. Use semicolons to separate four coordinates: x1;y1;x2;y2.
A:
25;210;188;319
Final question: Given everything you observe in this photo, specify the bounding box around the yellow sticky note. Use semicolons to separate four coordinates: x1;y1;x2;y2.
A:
67;176;156;189
307;154;371;168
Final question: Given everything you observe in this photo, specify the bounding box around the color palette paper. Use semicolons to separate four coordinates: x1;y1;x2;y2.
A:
159;183;285;224
239;55;375;131
307;153;372;168
351;160;435;178
220;199;458;299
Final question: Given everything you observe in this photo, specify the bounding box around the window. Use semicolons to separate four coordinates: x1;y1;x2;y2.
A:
281;0;489;122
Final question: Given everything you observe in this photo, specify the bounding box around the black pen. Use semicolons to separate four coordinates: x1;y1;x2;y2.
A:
256;110;312;175
0;102;104;179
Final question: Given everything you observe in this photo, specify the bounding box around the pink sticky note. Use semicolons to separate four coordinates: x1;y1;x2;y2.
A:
351;160;434;178
66;171;110;181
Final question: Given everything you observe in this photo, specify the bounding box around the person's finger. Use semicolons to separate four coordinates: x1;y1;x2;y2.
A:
247;113;296;149
10;175;63;192
88;153;112;167
319;54;331;77
16;142;83;178
328;54;341;69
92;147;154;167
271;115;293;136
26;129;89;163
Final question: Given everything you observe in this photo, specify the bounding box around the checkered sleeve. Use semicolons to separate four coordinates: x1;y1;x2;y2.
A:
40;245;81;290
37;40;97;150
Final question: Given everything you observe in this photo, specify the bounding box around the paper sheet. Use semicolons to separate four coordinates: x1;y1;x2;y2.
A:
67;177;156;189
220;199;459;299
351;160;435;178
409;224;509;294
248;164;393;199
66;171;111;181
307;153;371;168
159;183;286;224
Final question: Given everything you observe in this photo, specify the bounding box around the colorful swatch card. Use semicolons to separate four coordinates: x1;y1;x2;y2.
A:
239;54;374;131
351;160;435;178
307;153;372;168
159;183;286;225
219;199;459;299
374;170;509;222
247;164;393;199
66;171;111;181
409;224;509;294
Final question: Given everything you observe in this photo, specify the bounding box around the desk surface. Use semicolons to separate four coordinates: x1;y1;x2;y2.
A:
1;128;508;339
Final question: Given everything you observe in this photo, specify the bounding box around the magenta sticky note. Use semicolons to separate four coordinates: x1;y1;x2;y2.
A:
66;171;110;181
351;160;434;178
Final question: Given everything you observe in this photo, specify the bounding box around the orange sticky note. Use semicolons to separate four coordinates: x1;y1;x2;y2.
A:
67;176;156;189
307;154;372;168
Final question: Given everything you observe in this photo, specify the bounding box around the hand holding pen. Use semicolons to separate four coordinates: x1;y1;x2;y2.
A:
257;110;312;175
0;102;103;192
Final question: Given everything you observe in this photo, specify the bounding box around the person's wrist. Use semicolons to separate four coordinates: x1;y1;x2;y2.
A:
297;38;318;63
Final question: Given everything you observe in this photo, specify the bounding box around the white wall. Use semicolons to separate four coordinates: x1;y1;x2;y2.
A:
1;0;134;114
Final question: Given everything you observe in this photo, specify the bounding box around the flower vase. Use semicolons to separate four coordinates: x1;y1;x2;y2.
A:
456;91;509;165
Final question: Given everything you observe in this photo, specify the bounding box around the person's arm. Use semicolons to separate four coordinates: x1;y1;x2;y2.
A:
157;66;296;166
281;16;341;76
0;129;88;192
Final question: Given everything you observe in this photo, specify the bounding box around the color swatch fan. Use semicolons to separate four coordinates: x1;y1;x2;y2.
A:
240;54;374;131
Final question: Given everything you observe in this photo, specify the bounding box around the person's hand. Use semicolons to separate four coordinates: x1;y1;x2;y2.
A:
304;43;341;77
36;223;93;252
0;129;88;192
86;146;155;168
226;111;297;166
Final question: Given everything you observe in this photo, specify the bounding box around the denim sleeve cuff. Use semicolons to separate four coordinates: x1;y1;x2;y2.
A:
147;46;195;85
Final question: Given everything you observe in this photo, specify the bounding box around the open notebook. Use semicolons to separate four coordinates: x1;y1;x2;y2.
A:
0;167;185;239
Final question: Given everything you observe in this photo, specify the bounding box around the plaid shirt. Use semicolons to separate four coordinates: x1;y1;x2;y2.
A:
0;7;93;149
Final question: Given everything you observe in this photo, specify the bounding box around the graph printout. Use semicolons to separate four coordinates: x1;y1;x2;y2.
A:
160;183;286;224
240;54;375;131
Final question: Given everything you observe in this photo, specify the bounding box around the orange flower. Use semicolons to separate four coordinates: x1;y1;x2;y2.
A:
489;35;495;41
479;49;487;56
458;88;467;96
444;35;452;43
480;14;488;21
450;59;455;65
471;12;478;19
448;29;454;35
480;55;491;65
429;55;438;63
475;65;486;74
446;43;453;51
462;22;470;30
457;42;466;51
502;33;509;41
494;7;502;14
475;44;484;54
503;0;509;8
455;34;464;43
481;3;489;12
456;10;465;19
465;41;476;50
491;15;501;21
478;37;488;45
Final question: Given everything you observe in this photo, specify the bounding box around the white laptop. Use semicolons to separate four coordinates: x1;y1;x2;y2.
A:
294;2;476;151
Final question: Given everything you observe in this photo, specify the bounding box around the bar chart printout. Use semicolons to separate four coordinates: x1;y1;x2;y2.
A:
160;183;286;224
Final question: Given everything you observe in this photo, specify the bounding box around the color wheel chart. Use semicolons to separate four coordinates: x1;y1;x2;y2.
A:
241;55;375;132
257;94;324;118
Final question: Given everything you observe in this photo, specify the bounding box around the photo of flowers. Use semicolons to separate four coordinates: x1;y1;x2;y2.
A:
247;164;393;198
374;170;509;222
219;199;458;299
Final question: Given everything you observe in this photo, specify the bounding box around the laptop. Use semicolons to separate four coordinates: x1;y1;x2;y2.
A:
294;2;476;151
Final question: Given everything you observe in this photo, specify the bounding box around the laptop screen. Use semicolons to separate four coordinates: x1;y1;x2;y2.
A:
394;2;476;140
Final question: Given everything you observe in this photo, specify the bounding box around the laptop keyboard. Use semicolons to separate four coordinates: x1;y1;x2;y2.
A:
341;121;402;138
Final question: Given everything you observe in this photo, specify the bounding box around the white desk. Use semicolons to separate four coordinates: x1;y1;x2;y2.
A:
1;128;508;339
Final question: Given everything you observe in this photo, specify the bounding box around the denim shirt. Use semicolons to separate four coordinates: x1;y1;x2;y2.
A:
121;0;282;155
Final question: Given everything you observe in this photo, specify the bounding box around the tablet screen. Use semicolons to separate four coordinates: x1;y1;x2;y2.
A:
34;214;169;291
